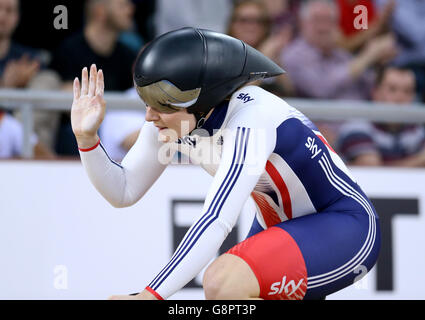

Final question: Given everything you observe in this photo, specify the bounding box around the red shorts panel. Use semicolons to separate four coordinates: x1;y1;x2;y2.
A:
227;226;307;300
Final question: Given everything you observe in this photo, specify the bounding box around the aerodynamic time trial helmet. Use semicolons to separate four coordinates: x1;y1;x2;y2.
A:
133;27;284;125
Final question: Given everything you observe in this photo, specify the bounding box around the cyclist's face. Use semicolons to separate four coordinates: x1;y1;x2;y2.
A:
145;106;196;143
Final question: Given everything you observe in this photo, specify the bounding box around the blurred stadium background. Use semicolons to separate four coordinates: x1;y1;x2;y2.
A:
0;0;424;299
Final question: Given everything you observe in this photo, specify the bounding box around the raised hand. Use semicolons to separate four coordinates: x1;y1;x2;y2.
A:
364;33;398;64
71;64;106;149
1;54;40;88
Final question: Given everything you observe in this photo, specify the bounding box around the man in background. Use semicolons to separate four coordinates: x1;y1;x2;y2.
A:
50;0;136;91
338;66;425;167
281;0;398;146
50;0;137;155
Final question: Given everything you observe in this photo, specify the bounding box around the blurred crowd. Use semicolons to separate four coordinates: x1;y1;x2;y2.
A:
1;0;425;167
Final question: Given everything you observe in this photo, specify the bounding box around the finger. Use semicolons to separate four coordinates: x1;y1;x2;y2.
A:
96;69;104;97
88;64;97;97
81;67;88;96
73;77;80;100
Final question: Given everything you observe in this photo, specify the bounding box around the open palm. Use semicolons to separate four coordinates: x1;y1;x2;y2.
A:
71;64;106;140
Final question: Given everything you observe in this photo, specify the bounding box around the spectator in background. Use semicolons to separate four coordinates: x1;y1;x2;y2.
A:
336;0;395;53
0;109;31;158
337;66;425;167
22;70;63;154
375;0;425;102
227;0;295;97
154;0;232;36
0;108;54;159
261;0;300;35
282;0;397;101
0;0;56;158
50;0;138;156
51;0;137;91
0;0;40;88
281;0;398;146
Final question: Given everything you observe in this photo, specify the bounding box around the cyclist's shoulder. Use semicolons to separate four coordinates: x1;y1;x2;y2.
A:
225;85;293;127
229;85;287;107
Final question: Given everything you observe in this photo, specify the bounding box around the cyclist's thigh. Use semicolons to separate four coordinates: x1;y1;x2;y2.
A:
227;210;380;300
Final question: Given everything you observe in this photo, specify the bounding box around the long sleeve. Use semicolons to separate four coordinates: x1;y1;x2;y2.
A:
146;114;276;299
79;121;175;208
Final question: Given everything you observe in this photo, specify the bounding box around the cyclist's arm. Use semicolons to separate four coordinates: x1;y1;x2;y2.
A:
145;116;276;299
79;121;175;208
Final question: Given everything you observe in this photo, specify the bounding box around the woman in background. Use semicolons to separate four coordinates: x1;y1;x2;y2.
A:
227;0;295;97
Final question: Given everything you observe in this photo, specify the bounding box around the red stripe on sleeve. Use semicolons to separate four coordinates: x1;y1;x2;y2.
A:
78;139;101;152
145;286;164;300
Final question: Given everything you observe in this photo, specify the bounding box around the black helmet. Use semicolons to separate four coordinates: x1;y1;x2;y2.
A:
133;27;284;121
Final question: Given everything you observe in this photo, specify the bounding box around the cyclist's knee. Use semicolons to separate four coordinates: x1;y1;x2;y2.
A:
203;254;259;300
203;257;230;299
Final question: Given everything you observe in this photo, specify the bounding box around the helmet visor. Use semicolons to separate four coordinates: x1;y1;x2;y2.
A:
135;80;201;114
